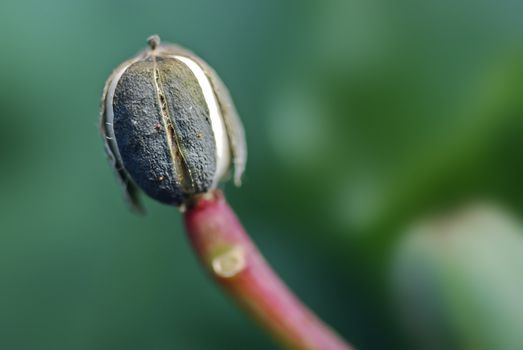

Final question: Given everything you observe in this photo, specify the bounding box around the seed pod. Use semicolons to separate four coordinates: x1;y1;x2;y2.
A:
101;35;246;210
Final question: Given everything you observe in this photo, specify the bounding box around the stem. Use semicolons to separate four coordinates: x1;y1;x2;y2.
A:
183;190;354;350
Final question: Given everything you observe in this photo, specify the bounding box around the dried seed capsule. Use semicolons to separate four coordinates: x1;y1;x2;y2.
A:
101;35;246;210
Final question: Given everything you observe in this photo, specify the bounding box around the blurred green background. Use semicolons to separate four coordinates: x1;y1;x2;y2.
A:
0;0;522;349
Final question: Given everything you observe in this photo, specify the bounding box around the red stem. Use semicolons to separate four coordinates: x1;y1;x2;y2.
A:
183;190;354;350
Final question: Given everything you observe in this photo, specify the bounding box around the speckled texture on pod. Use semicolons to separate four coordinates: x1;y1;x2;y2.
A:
101;36;246;210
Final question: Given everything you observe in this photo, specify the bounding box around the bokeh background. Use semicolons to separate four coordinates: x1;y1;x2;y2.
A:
1;0;522;349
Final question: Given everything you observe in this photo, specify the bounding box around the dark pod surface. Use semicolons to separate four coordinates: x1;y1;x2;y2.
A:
157;57;216;193
112;57;216;206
